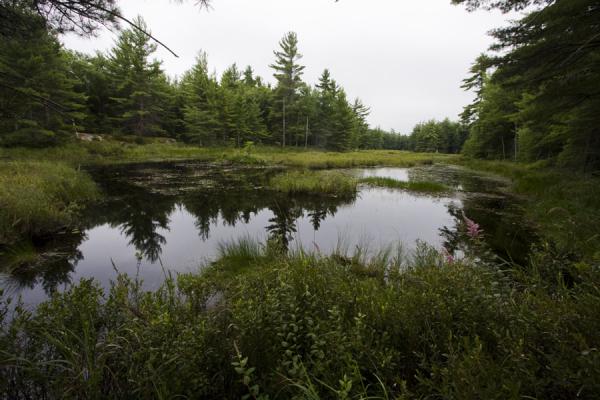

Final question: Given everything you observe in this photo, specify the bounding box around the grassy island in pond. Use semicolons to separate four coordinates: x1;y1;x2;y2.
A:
270;170;357;196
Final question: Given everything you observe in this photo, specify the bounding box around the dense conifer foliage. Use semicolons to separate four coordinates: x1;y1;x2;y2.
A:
458;0;600;171
0;9;414;150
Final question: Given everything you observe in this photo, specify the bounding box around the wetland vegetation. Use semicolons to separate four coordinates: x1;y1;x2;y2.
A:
1;0;600;398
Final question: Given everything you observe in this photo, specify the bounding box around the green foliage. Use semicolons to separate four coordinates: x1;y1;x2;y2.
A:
2;242;599;399
359;176;450;193
270;170;357;196
106;16;171;137
409;119;468;154
0;161;98;244
458;0;600;171
0;8;84;147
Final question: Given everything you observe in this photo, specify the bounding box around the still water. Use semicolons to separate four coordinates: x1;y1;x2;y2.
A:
1;162;536;306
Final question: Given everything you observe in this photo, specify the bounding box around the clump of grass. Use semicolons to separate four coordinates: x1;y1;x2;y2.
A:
0;161;98;244
270;170;357;195
359;176;449;193
216;236;268;274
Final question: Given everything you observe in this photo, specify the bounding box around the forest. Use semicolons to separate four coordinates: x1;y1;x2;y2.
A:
1;8;466;153
1;0;599;399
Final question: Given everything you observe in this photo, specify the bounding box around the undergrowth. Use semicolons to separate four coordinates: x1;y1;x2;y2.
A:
1;240;598;399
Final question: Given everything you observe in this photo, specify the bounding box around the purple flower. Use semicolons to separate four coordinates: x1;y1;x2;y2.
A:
442;248;455;264
462;212;483;239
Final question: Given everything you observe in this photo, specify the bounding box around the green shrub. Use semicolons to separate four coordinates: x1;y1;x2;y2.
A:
2;242;598;399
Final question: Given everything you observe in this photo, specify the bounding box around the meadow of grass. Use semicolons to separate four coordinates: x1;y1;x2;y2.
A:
270;170;357;195
1;239;598;399
359;176;450;193
0;140;456;168
0;161;98;246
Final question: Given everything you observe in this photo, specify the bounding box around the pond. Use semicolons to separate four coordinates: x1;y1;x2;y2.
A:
1;162;537;306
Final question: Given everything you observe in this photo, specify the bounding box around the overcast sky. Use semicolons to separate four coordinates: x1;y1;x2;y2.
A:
61;0;514;134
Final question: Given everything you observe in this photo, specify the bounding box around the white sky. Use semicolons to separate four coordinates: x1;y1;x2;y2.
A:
61;0;514;134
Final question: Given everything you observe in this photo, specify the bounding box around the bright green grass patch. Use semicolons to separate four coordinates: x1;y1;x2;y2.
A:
0;161;98;244
270;170;357;195
359;176;450;193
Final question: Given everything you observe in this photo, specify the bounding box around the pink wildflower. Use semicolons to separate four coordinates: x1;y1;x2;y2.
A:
462;212;483;239
442;248;455;264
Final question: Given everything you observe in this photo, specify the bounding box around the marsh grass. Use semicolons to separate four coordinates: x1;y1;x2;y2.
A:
457;158;600;260
0;142;455;169
1;239;598;399
359;176;450;193
270;170;358;195
0;161;98;244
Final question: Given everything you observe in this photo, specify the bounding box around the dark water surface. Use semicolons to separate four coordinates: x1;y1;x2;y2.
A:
1;162;537;306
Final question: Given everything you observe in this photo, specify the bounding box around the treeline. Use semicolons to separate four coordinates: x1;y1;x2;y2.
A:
0;10;411;151
457;0;600;171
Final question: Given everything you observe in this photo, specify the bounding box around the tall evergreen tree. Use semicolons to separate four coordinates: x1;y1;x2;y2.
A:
180;52;222;145
0;9;84;147
269;31;305;146
107;16;169;137
457;0;600;170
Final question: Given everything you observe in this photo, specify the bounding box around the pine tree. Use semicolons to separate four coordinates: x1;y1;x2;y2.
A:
0;10;84;147
351;98;370;149
269;32;305;146
107;16;169;137
180;52;222;145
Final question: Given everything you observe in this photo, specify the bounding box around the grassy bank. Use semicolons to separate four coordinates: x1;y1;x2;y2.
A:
0;141;456;168
0;161;98;246
359;176;450;193
456;158;600;260
1;240;598;399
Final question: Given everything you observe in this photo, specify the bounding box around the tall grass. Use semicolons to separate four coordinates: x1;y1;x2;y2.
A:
270;170;357;195
0;142;456;169
0;161;98;244
1;240;598;399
